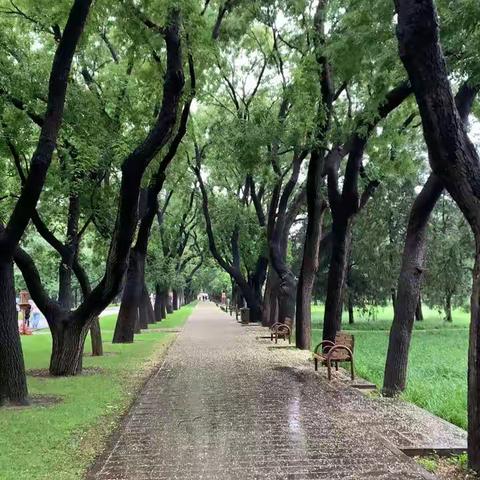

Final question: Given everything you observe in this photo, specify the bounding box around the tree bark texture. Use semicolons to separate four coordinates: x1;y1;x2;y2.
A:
322;81;411;342
154;284;165;321
113;250;143;343
0;259;28;404
383;175;443;396
394;0;480;469
295;0;332;350
0;0;92;402
382;82;476;396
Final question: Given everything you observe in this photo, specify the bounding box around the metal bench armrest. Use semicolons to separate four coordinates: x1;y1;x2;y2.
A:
313;340;335;355
326;344;353;360
275;324;291;335
270;322;283;331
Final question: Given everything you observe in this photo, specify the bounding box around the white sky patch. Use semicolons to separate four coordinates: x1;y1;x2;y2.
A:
30;34;42;52
190;99;199;114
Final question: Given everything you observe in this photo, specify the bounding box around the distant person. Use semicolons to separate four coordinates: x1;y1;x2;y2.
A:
28;299;41;329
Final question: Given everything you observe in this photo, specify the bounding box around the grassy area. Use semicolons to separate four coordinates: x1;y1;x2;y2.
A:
311;304;469;429
0;303;195;480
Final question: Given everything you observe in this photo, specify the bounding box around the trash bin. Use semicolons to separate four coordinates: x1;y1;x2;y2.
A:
240;307;250;324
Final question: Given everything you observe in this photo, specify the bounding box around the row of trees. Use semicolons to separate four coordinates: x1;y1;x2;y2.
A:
2;0;480;472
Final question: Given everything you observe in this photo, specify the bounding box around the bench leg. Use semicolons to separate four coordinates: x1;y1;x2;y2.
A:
314;357;318;371
275;333;278;344
288;335;291;345
350;358;355;380
335;362;339;371
270;332;273;341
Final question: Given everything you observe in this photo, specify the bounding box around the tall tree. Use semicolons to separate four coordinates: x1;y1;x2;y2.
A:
15;7;185;376
322;82;411;342
0;0;92;405
393;0;480;470
113;57;195;343
383;83;477;396
295;0;332;349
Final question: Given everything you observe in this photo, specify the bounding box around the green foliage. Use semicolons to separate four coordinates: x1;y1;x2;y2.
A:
423;195;474;317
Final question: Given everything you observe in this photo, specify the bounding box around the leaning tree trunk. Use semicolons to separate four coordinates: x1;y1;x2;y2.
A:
58;246;103;356
269;223;297;325
296;204;326;350
89;317;103;356
0;258;29;405
323;216;352;342
113;251;142;343
382;78;475;394
0;0;92;402
50;318;89;376
383;175;442;396
393;0;480;469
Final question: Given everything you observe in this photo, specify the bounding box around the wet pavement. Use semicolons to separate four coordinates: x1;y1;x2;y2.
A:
89;302;454;479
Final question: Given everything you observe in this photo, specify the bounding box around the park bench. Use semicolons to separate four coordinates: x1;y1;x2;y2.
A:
270;318;293;344
312;332;355;381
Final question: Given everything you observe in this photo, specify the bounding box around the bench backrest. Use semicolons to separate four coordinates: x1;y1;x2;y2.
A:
335;332;354;351
284;317;293;329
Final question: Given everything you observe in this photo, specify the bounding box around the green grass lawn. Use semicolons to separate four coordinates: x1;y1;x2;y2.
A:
0;304;195;480
311;304;469;429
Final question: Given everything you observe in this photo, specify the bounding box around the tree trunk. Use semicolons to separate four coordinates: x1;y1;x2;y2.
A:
250;255;268;315
58;261;74;308
393;1;480;468
348;292;354;324
270;222;297;325
89;317;103;356
50;319;89;376
239;282;263;323
154;284;164;322
383;175;443;396
140;283;155;325
391;288;396;309
296;203;326;350
269;291;279;326
262;269;278;326
445;292;453;322
415;295;424;322
161;292;168;318
0;258;29;405
166;291;173;314
469;250;480;470
172;289;178;311
323;217;352;342
295;0;332;351
113;251;142;343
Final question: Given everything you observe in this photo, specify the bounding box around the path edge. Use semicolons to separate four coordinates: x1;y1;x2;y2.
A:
84;306;196;480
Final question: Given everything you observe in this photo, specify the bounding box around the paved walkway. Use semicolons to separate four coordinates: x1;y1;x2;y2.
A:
90;303;459;479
